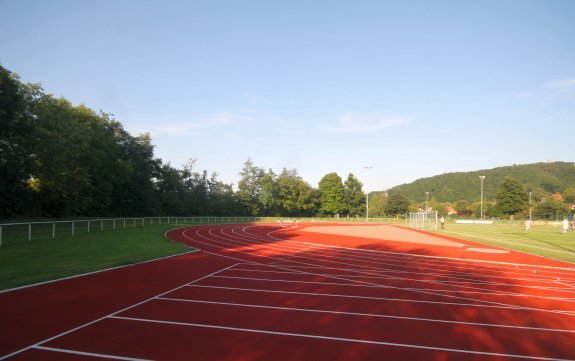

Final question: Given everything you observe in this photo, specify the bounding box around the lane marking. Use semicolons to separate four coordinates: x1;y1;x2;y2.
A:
156;297;575;333
109;315;574;361
184;228;575;316
0;262;238;361
33;345;151;361
0;249;199;295
186;284;525;311
208;275;575;302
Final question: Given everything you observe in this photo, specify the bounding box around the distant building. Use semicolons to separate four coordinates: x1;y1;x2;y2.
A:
550;193;563;200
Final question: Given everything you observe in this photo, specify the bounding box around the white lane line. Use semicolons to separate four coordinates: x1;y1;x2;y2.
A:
208;275;575;301
227;268;303;275
187;284;523;311
230;225;575;296
237;225;575;278
202;226;575;300
184;229;575;316
155;297;575;333
33;345;151;361
0;249;199;295
0;262;238;361
109;315;574;361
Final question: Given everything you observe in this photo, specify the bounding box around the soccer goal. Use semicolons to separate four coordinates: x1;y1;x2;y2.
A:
409;211;438;231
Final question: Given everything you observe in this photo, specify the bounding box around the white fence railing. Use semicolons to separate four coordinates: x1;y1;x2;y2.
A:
0;216;398;246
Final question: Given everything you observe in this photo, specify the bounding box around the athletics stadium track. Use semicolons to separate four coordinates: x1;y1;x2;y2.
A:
1;223;575;360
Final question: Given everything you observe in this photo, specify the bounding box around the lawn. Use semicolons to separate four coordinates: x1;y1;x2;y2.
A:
437;222;575;265
0;223;193;291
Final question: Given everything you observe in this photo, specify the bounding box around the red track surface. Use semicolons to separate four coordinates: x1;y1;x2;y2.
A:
1;223;575;360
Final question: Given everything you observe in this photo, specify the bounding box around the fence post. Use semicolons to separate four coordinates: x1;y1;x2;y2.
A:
28;223;32;241
101;220;104;231
72;222;75;236
53;223;56;239
0;226;2;247
88;221;90;233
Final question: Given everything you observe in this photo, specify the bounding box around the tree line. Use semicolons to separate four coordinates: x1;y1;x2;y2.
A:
2;65;573;220
1;65;379;219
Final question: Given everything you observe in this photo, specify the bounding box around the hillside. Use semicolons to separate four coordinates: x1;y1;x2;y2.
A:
385;162;575;203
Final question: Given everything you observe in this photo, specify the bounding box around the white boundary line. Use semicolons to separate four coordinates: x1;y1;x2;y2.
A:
302;241;575;272
187;226;575;309
186;284;524;311
0;227;198;295
184;231;575;317
156;296;575;333
32;345;152;361
442;229;575;266
0;261;238;360
109;315;575;361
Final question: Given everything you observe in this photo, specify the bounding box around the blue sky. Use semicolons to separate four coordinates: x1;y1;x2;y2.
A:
1;0;574;191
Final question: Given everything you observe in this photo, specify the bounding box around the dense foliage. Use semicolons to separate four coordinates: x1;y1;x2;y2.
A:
1;66;240;218
2;65;573;220
387;163;575;219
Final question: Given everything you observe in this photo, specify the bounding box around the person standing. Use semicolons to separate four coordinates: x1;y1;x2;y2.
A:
440;216;445;230
563;218;569;234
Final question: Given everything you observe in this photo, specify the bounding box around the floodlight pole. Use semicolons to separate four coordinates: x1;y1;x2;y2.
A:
479;176;485;220
364;166;373;222
529;192;532;222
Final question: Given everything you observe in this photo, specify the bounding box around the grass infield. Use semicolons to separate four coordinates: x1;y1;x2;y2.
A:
437;223;575;265
0;224;192;291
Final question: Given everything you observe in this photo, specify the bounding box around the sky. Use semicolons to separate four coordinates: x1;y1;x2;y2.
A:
1;0;574;191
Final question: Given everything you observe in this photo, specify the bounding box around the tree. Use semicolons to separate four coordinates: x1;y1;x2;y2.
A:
495;177;528;219
343;173;365;217
534;197;568;220
385;194;409;216
562;187;575;204
276;168;317;216
0;66;36;217
237;158;264;216
368;192;387;217
318;172;345;216
259;169;278;216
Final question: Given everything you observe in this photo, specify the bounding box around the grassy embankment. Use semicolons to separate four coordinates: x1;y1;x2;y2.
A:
0;223;196;291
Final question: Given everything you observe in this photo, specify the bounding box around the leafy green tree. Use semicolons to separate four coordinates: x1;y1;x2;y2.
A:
368;192;387;217
277;168;317;216
343;173;365;217
562;187;575;204
237;158;264;216
318;172;345;216
385;194;409;216
0;66;36;217
259;169;279;216
495;177;528;219
534;197;568;220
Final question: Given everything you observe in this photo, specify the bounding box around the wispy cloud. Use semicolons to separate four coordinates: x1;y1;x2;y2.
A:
511;76;575;102
325;114;410;133
545;77;575;89
148;112;254;136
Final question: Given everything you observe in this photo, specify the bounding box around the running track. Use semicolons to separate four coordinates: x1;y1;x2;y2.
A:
1;223;575;360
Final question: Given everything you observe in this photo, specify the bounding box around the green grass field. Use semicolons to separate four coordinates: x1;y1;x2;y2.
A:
436;222;575;264
0;224;193;291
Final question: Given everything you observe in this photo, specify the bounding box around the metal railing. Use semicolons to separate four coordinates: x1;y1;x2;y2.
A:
0;216;398;247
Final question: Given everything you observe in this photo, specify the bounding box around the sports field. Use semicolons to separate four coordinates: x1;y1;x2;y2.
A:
1;222;574;360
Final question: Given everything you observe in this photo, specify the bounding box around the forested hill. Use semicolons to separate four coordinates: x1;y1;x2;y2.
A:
386;162;575;203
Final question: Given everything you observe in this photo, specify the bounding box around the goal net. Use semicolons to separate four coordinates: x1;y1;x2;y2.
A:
409;211;438;231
